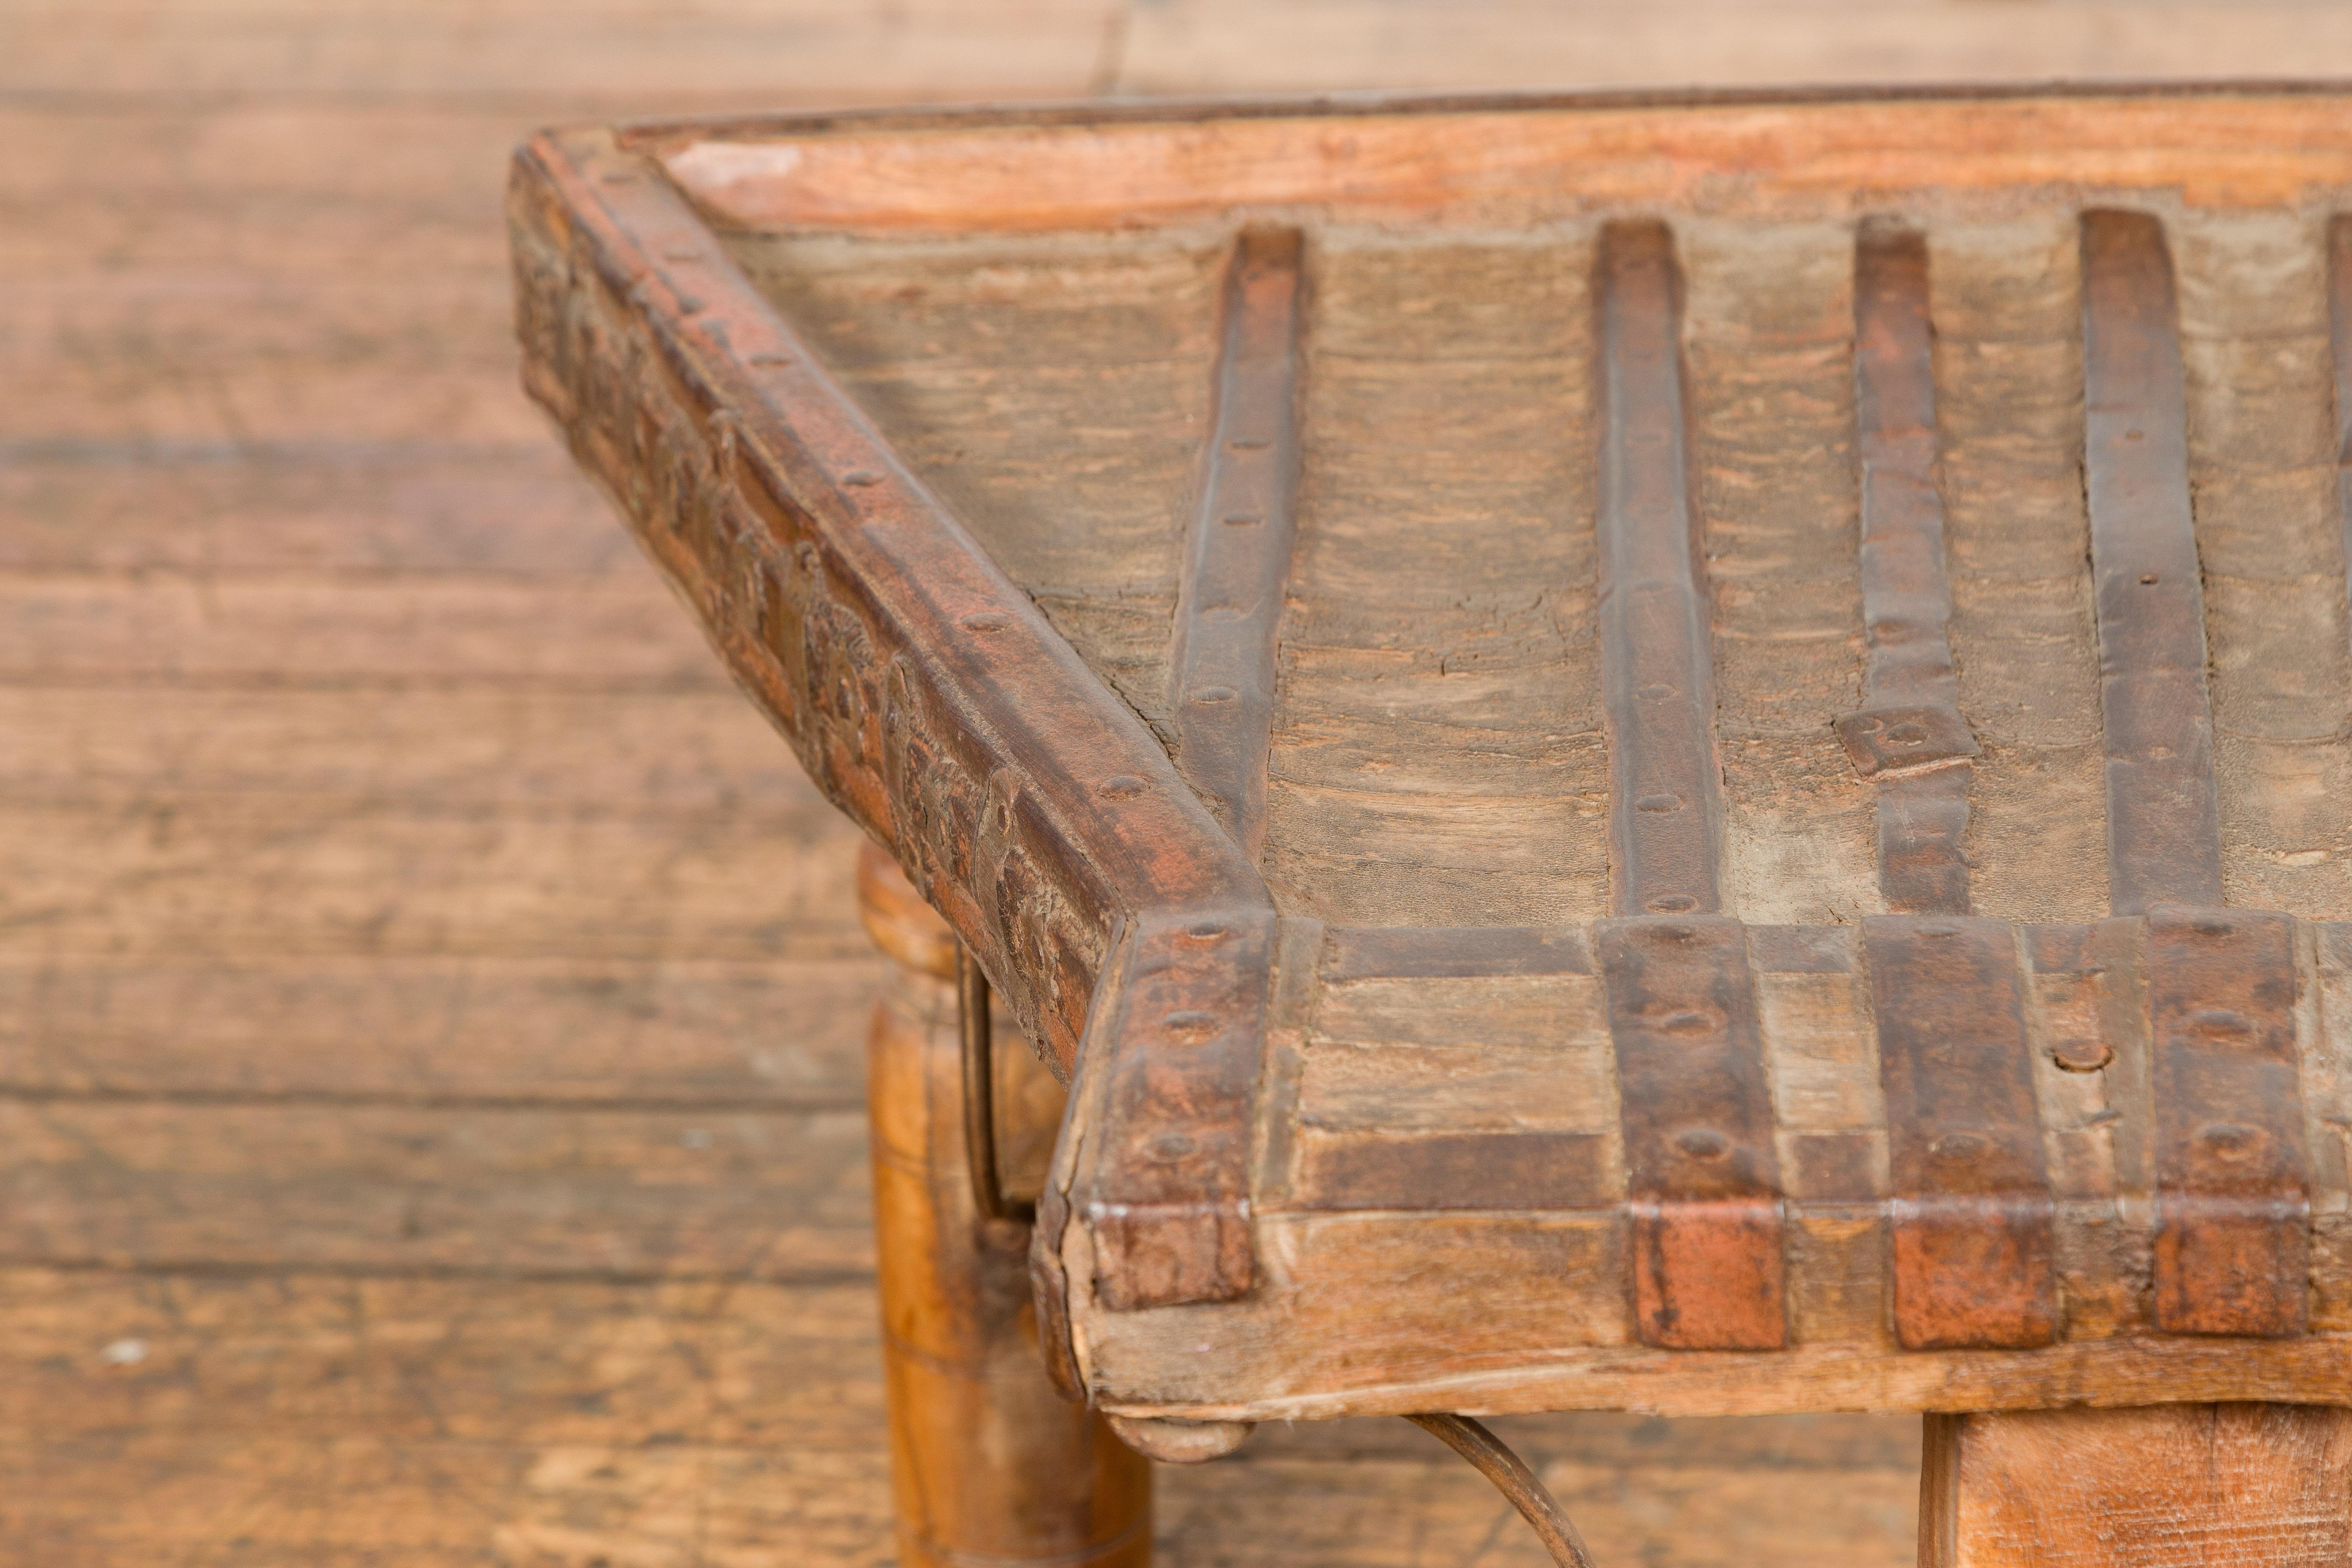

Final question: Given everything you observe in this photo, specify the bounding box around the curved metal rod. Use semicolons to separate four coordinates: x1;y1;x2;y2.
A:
956;949;1035;1225
1405;1413;1599;1568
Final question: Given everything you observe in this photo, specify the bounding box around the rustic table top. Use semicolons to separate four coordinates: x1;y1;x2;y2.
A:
514;84;2352;1423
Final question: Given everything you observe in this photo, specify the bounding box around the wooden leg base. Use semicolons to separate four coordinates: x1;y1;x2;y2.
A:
862;846;1152;1567
1923;1403;2352;1567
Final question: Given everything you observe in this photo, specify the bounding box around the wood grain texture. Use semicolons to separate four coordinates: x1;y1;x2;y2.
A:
1930;214;2109;924
1683;218;1876;928
729;227;1223;742
1922;1404;2352;1568
1114;0;2352;96
1265;226;1603;925
656;92;2352;237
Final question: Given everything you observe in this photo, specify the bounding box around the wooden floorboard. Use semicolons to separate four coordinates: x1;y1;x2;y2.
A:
26;0;2307;1559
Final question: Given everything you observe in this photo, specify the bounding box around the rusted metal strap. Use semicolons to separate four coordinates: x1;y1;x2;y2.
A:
2080;211;2225;915
1170;227;1305;863
1079;907;1276;1309
1865;916;2057;1348
1595;220;1725;919
956;949;1035;1226
1843;224;1976;915
1599;916;1786;1350
2147;908;2311;1336
1406;1415;1599;1568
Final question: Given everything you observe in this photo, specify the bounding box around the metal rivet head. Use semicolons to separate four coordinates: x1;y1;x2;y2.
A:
1634;793;1681;813
1675;1128;1731;1161
1183;922;1232;943
1163;1010;1219;1042
1930;1132;1991;1167
1635;683;1675;700
961;611;1012;634
2196;1123;2265;1163
1646;894;1699;914
1191;686;1238;704
1096;775;1148;800
2050;1036;2114;1073
842;469;884;487
1221;513;1262;527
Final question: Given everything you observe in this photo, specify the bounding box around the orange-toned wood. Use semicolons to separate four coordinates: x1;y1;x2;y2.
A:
858;844;1151;1567
1920;1404;2352;1567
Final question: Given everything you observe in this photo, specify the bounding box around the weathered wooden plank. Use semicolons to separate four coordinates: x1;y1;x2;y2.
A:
0;954;877;1104
1846;224;1974;914
1922;1404;2352;1568
2176;211;2350;917
1865;917;2057;1349
3;273;548;449
0;1432;900;1568
659;95;2352;239
1683;219;1875;927
1596;220;1724;920
0;1265;1920;1567
1930;215;2107;925
2;0;1116;95
0;447;631;577
1168;227;1304;860
0;1267;882;1447
0;687;818;811
2080;210;2226;914
0;573;727;689
0;800;866;962
733;227;1221;739
1265;229;1603;925
1114;0;2352;96
0;1100;874;1279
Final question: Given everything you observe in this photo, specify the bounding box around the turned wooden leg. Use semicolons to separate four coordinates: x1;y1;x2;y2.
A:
857;844;1152;1567
1922;1404;2352;1566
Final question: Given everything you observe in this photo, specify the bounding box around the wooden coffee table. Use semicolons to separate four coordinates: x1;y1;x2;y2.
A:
512;84;2352;1566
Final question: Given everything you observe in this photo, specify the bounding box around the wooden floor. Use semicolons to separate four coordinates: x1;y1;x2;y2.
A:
4;2;2339;1561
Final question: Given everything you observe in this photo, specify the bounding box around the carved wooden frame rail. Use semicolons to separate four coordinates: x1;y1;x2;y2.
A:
512;86;2352;1439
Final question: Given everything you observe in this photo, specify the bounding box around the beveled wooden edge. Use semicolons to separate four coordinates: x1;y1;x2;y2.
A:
1088;1338;2352;1426
607;77;2352;153
634;83;2352;237
508;125;1276;1309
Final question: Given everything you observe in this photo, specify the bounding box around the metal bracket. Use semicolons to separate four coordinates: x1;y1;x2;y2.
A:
1406;1414;1599;1568
957;948;1035;1226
